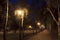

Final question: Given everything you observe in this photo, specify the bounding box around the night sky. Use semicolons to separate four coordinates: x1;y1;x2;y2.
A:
9;0;18;4
9;0;46;20
9;0;46;7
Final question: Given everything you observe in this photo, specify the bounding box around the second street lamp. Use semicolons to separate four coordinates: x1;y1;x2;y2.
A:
37;22;41;26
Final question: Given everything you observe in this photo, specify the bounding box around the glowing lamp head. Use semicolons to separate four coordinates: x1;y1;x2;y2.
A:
15;10;24;16
37;22;41;26
14;8;28;19
28;25;32;28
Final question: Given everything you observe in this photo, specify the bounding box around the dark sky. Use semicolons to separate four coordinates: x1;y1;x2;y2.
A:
9;0;18;4
9;0;46;6
9;0;46;10
9;0;46;20
9;0;33;4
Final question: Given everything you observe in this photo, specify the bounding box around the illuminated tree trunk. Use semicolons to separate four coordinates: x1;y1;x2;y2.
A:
2;0;7;40
47;0;58;40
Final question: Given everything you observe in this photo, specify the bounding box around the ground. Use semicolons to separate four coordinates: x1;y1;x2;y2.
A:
26;29;52;40
0;29;60;40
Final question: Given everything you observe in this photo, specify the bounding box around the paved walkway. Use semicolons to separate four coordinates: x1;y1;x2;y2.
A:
27;29;52;40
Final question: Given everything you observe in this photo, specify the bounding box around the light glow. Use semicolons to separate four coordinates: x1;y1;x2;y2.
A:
37;22;41;26
28;25;32;28
15;10;24;16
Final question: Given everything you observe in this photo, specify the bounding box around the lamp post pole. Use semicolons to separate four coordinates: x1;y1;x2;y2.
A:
19;12;24;40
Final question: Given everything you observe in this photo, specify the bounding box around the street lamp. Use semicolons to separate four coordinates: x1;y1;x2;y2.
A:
14;8;28;40
28;25;32;29
15;10;24;20
15;8;28;26
37;22;41;26
36;22;41;33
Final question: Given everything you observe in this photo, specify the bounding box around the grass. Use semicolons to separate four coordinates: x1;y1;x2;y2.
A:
0;33;19;40
0;30;38;40
0;32;37;40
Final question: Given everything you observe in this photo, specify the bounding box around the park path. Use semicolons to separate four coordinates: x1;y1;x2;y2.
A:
27;29;52;40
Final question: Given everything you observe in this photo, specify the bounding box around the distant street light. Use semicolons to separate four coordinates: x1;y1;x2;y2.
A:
37;22;41;26
14;8;28;40
28;25;32;29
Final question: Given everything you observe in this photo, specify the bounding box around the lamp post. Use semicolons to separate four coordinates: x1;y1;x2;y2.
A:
14;8;28;40
36;22;41;33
